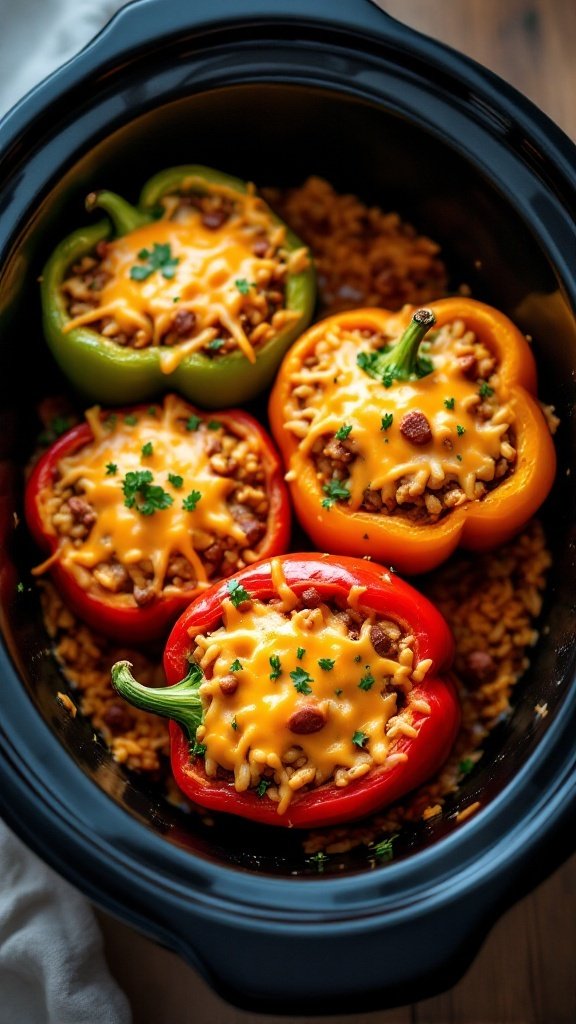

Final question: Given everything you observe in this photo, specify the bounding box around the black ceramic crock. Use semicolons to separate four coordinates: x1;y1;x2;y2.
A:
1;0;575;1013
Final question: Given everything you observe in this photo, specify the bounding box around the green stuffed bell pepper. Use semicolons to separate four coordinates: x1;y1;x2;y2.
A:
41;165;316;407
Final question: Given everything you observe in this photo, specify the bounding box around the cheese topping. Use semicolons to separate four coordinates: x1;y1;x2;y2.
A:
193;562;432;814
33;395;265;604
285;317;515;509
63;184;304;370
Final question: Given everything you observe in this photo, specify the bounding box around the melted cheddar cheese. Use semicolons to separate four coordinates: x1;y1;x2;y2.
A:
194;562;432;814
33;395;262;604
285;318;515;509
64;183;304;370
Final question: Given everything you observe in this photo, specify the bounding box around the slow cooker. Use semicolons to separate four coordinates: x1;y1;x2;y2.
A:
0;0;575;1013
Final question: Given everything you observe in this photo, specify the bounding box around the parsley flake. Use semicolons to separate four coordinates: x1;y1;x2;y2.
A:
380;413;394;431
124;414;138;426
308;851;329;873
318;658;335;671
207;420;221;431
147;406;158;417
231;717;238;731
459;757;475;775
290;667;314;694
256;778;272;798
296;647;306;660
122;470;174;516
16;581;25;594
235;278;253;296
208;338;225;351
141;441;153;457
371;834;398;862
186;414;201;432
130;242;180;281
321;478;350;509
226;579;252;608
352;730;369;748
444;397;455;410
456;424;466;436
229;659;242;672
359;670;375;691
190;741;207;757
182;490;202;512
335;424;353;441
168;473;183;489
478;380;495;399
269;655;282;681
105;462;117;476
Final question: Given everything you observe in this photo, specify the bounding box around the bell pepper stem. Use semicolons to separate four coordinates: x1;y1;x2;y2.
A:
85;190;150;235
357;308;436;386
111;659;203;741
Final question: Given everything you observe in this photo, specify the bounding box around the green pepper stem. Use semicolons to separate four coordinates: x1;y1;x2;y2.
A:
111;660;203;740
85;190;150;235
359;308;436;385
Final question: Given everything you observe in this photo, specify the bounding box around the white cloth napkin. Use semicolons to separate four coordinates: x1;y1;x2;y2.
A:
1;2;133;1021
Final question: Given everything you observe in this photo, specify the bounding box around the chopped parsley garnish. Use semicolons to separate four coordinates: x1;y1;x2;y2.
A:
359;670;375;691
208;338;225;351
147;406;158;417
182;490;202;512
124;414;138;426
371;834;398;862
335;424;353;441
231;717;238;731
190;741;207;757
478;380;494;399
105;462;117;476
38;414;72;445
308;851;329;873
207;420;221;431
130;242;180;281
172;295;180;303
229;659;242;672
290;667;314;695
444;397;455;410
226;578;252;608
456;424;466;436
296;647;306;660
186;414;201;432
235;278;254;295
318;658;335;671
168;473;183;489
122;470;174;516
269;655;282;680
141;441;153;457
16;582;24;594
459;757;475;775
321;478;351;509
352;730;369;748
380;413;393;431
256;778;272;798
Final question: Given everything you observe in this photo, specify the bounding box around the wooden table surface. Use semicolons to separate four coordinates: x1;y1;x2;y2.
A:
99;2;576;1021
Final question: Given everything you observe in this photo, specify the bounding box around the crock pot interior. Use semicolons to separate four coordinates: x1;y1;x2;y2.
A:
1;83;575;877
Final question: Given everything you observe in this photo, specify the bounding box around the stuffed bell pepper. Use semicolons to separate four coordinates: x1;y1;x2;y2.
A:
269;298;556;574
41;165;316;407
111;554;459;828
25;394;290;643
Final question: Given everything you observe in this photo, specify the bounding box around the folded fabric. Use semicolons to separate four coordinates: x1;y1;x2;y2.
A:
0;820;131;1024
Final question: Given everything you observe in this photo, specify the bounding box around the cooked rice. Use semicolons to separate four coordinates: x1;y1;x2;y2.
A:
34;179;553;855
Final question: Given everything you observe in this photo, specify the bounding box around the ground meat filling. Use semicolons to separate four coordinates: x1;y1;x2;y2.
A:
190;592;433;813
41;413;270;604
286;318;517;524
61;189;307;358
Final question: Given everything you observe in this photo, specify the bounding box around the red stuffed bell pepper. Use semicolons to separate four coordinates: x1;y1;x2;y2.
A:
111;554;459;828
25;394;290;644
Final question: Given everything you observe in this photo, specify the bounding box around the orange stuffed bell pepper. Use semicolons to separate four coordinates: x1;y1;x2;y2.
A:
269;298;556;574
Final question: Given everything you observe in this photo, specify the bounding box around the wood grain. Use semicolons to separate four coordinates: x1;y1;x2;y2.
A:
100;2;576;1020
